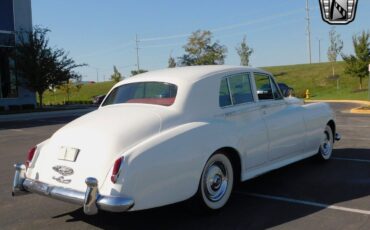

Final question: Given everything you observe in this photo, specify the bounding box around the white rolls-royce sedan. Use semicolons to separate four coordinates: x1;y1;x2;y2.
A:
12;66;340;215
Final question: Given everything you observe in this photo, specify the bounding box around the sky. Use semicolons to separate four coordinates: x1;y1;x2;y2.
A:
31;0;370;82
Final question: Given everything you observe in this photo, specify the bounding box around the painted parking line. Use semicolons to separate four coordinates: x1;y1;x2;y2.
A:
332;157;370;164
337;124;370;128
339;137;370;141
235;191;370;215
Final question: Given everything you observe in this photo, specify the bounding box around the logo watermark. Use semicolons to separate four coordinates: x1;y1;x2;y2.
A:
319;0;358;25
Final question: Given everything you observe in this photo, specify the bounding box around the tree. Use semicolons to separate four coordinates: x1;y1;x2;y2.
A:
327;27;343;77
342;31;370;90
111;65;123;82
236;36;253;66
178;30;227;66
57;73;82;104
14;26;85;108
168;55;176;68
131;69;148;76
57;79;74;104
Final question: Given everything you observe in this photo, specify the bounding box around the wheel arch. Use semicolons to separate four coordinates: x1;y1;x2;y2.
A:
327;120;336;141
213;147;242;183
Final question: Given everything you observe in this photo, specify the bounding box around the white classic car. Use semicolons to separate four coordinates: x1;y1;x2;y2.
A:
12;66;340;215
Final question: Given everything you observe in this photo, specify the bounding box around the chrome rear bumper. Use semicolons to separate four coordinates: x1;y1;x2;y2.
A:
12;163;134;215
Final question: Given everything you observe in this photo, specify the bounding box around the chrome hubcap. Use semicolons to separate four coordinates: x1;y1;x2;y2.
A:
321;131;332;156
204;162;228;202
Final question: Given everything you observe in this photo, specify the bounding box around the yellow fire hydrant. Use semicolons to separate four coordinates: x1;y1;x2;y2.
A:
305;89;310;99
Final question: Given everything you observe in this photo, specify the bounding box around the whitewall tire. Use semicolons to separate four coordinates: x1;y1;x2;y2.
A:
197;153;234;211
317;125;334;161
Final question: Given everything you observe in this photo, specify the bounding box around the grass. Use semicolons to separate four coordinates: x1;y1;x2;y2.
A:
42;62;370;105
262;62;369;100
42;81;115;105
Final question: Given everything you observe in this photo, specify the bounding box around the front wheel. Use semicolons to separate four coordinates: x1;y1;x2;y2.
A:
317;125;334;161
193;153;234;211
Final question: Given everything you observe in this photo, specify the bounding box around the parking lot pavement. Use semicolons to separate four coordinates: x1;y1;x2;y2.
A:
0;102;369;229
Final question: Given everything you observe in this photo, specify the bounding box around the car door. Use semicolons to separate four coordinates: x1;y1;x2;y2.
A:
219;72;269;170
253;72;306;161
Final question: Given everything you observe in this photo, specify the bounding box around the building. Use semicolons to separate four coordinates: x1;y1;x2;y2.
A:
0;0;35;110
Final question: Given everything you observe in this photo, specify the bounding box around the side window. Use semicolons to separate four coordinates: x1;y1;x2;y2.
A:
228;73;253;105
254;73;282;100
219;78;232;107
219;73;253;107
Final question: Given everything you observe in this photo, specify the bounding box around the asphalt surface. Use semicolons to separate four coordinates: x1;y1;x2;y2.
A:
0;102;369;230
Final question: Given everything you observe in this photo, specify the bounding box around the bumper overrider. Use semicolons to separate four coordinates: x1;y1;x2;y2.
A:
335;133;341;142
12;163;134;215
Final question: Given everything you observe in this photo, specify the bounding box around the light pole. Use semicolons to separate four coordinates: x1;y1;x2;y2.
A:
95;68;99;83
316;38;322;63
306;0;312;64
368;64;370;101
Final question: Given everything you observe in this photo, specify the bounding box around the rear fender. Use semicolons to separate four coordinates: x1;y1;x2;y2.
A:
101;121;239;211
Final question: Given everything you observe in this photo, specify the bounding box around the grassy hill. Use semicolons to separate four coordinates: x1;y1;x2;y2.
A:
42;81;115;105
42;62;369;105
263;62;368;100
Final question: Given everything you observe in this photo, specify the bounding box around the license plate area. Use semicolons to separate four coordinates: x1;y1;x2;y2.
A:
58;146;80;162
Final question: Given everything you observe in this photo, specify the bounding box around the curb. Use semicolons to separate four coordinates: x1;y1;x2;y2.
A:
0;108;96;122
350;108;370;114
305;99;370;115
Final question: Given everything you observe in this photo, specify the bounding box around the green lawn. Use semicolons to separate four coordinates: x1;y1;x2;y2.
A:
42;62;369;105
263;62;369;100
42;81;115;105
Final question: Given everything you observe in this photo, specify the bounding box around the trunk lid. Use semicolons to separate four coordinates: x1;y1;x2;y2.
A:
29;105;161;191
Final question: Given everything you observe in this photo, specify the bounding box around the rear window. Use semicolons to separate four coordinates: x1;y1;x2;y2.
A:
102;82;177;107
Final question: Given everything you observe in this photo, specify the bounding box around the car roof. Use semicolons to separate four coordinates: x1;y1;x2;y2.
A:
115;65;271;88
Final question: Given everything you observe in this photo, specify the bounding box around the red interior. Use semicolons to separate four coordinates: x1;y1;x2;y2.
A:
126;98;175;106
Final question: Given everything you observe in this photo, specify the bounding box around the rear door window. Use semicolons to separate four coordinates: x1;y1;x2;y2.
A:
219;73;253;107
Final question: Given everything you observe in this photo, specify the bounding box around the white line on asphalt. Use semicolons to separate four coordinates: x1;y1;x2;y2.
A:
340;137;370;141
337;125;370;128
9;129;23;132
235;192;370;215
332;157;370;163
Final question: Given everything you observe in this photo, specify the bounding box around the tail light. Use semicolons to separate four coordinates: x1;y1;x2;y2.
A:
111;156;124;184
25;146;37;168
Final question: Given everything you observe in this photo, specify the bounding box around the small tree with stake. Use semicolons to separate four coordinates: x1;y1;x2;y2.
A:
14;26;85;108
327;27;343;89
168;55;176;68
111;65;123;83
236;36;253;66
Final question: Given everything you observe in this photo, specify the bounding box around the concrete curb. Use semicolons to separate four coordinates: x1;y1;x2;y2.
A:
350;108;370;114
0;108;96;122
305;99;370;115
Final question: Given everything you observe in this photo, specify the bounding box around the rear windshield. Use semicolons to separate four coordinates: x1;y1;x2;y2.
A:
102;82;177;107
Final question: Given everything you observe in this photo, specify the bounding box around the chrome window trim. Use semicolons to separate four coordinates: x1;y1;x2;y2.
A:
253;72;284;102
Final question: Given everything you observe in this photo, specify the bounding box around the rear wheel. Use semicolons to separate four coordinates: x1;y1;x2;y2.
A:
192;153;234;211
317;125;334;161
